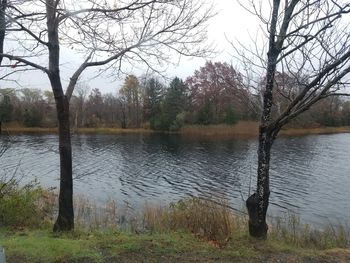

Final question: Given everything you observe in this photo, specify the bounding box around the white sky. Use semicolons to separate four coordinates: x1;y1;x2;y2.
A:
1;0;264;94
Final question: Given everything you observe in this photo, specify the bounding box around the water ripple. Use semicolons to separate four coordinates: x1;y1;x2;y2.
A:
1;133;350;226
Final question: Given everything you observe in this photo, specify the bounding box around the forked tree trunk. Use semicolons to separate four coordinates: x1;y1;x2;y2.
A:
53;92;74;232
46;0;74;232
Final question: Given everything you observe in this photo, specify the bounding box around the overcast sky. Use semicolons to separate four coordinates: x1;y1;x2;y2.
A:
1;0;264;94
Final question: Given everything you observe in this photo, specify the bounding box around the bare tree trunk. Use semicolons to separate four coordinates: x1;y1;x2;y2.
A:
74;110;78;130
54;103;74;231
54;99;74;231
245;0;280;236
246;127;274;238
79;100;83;128
46;0;74;232
50;75;74;232
246;56;278;237
0;0;5;135
136;96;140;128
0;0;6;66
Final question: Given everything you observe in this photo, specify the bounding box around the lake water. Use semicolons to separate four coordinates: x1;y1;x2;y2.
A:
1;132;350;226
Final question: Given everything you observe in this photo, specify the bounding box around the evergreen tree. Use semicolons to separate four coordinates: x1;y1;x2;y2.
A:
142;77;165;128
153;77;188;130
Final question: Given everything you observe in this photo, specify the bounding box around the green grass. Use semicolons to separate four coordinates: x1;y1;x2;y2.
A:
0;229;226;262
1;228;350;263
0;230;101;262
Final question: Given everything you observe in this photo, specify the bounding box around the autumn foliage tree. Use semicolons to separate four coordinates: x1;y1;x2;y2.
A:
186;61;250;124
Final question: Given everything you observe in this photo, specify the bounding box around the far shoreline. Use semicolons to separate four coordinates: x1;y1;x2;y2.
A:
3;121;350;138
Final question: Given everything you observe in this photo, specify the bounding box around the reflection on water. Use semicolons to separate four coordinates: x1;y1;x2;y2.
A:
1;132;350;226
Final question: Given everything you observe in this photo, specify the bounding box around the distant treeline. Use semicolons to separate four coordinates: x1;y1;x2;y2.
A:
1;61;350;130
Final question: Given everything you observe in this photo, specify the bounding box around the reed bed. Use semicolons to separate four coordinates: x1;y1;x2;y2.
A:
180;122;259;138
5;121;350;137
270;213;350;249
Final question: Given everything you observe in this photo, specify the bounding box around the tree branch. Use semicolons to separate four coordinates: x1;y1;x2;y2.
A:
0;53;48;73
57;0;158;23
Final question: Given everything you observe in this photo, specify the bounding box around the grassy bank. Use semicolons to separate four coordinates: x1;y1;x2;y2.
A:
4;121;350;137
0;184;349;262
2;228;350;263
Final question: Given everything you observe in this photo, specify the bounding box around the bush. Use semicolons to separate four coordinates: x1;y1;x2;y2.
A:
150;112;186;131
169;112;186;131
0;180;54;228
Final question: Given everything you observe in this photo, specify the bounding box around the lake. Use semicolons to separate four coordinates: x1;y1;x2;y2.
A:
1;132;350;226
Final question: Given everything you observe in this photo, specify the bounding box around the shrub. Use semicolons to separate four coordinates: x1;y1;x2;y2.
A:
169;112;186;131
0;180;54;228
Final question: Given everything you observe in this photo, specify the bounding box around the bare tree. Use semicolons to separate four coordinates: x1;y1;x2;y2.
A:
72;83;90;129
235;0;350;238
0;0;212;231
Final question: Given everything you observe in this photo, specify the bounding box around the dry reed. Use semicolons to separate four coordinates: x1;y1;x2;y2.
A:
180;122;259;138
142;197;236;245
270;213;350;249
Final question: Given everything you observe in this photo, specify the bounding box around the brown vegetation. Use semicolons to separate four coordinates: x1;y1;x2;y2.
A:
5;121;350;138
180;122;259;138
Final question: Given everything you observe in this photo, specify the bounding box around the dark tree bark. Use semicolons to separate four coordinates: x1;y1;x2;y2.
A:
245;0;281;239
48;72;74;232
53;93;74;231
46;0;74;232
0;0;7;135
0;0;6;66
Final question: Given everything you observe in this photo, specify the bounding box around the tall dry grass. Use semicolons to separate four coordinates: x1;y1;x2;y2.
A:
142;198;237;245
280;126;350;136
181;122;350;138
270;213;350;249
74;196;120;229
6;120;350;137
180;122;259;138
